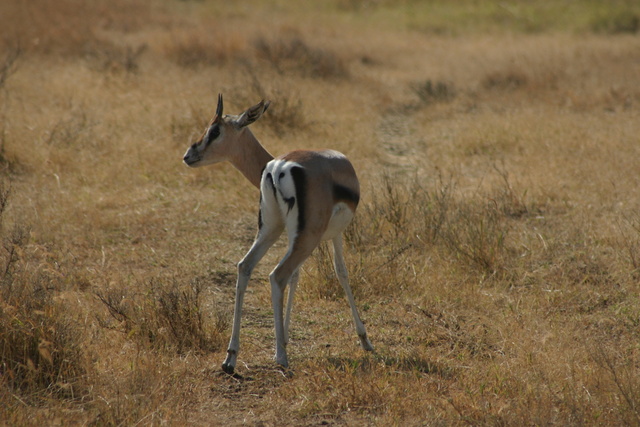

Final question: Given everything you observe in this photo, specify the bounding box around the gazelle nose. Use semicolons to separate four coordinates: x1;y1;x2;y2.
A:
183;153;196;166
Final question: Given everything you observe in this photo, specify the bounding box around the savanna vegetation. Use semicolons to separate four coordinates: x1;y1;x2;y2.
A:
1;0;640;425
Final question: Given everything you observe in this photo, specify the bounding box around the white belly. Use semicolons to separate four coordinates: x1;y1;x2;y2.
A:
322;203;354;241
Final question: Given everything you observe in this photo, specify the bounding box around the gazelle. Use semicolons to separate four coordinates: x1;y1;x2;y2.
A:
183;95;373;373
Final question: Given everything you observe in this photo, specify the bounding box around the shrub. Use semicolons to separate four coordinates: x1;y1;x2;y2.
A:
0;46;21;89
591;11;640;34
410;79;456;105
483;70;528;91
165;33;242;68
236;73;308;137
86;43;147;74
253;36;348;79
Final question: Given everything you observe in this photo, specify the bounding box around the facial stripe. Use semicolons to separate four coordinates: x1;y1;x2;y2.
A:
204;124;220;147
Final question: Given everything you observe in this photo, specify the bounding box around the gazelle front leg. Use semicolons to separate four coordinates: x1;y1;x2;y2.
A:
222;225;282;374
332;234;374;352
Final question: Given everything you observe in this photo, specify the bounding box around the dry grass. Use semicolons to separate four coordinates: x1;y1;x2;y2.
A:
1;0;640;425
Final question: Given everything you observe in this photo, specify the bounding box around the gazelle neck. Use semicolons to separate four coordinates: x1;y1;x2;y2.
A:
228;128;274;189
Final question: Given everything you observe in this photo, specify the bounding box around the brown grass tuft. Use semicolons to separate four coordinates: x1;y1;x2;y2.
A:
411;79;456;106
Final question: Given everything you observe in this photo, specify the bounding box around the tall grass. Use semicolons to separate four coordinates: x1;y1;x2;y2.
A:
96;277;227;355
336;0;640;34
355;172;517;274
0;184;87;403
0;0;156;56
1;0;640;424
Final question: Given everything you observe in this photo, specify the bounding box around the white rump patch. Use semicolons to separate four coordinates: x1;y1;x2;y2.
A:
322;202;353;241
268;160;298;205
260;159;303;236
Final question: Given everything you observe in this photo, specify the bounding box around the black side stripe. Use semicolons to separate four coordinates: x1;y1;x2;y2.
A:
289;166;306;234
333;183;360;206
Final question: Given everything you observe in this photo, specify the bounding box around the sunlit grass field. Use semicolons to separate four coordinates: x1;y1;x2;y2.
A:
1;0;640;424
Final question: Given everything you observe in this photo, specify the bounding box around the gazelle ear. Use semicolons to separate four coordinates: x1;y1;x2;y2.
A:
213;93;224;123
234;100;271;128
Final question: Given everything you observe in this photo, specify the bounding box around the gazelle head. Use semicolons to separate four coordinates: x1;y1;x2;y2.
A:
183;94;270;168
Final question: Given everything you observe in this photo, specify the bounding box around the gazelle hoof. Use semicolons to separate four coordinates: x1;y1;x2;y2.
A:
274;354;289;369
359;334;374;352
221;363;235;375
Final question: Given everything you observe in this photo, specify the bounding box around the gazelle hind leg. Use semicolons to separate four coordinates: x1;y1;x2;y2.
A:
270;237;319;368
222;225;282;374
284;268;300;345
270;265;303;368
332;235;374;352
